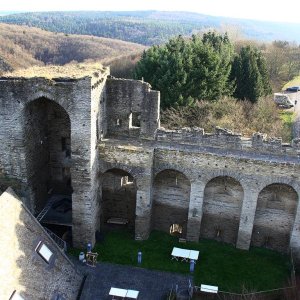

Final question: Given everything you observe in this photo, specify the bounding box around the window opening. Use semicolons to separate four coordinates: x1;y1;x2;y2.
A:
121;176;134;186
61;137;66;151
96;118;99;140
131;112;141;128
170;224;183;235
35;241;53;263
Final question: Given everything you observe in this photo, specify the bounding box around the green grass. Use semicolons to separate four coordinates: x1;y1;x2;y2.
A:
69;230;291;293
282;75;300;90
280;111;295;141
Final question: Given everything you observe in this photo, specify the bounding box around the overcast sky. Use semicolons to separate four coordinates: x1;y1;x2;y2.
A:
1;0;300;24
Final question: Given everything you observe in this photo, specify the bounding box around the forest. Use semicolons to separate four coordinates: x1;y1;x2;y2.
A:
1;11;300;45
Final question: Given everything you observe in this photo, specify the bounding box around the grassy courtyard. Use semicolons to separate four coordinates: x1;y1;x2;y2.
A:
69;230;291;293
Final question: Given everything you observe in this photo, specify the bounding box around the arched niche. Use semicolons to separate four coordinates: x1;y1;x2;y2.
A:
100;168;137;231
152;169;190;237
24;97;72;214
201;176;243;244
251;183;298;252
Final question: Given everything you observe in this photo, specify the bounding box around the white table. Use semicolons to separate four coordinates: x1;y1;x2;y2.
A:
200;284;218;293
109;287;139;299
171;247;199;262
189;250;199;261
171;247;187;261
109;287;127;299
126;290;139;299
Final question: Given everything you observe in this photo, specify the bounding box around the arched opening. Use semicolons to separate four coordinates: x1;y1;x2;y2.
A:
201;176;243;244
170;224;183;236
100;169;137;232
24;98;73;242
24;97;72;215
152;170;190;237
251;183;298;252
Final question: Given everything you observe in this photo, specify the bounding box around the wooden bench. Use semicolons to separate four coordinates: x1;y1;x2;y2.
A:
107;217;128;225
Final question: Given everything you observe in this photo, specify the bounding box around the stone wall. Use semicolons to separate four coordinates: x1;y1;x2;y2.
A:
24;98;71;213
89;67;110;245
97;139;300;261
0;188;83;300
105;78;160;139
153;170;190;235
101;170;136;230
156;127;300;156
0;75;106;247
251;183;298;252
98;143;154;240
201;176;243;244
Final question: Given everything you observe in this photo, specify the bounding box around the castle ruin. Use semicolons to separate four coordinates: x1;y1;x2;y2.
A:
1;64;300;263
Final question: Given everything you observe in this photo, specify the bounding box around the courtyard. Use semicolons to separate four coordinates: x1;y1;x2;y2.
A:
70;230;291;295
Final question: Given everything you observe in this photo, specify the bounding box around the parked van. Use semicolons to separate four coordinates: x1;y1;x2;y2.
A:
273;93;294;108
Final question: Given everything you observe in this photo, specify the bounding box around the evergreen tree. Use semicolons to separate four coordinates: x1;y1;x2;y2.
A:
231;46;271;102
134;32;234;109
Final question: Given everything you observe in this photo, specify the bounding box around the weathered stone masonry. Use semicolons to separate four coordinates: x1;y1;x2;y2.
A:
1;66;300;263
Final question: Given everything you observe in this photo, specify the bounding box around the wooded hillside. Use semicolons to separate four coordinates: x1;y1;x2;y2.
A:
1;11;300;45
0;23;145;74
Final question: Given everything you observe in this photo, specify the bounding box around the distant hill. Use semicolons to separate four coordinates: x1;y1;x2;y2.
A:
0;22;145;73
1;11;300;45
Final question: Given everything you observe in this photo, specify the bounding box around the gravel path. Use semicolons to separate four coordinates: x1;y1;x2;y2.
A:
77;261;192;300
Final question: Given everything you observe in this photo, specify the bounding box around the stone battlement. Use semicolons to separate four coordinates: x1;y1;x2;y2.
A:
156;126;300;156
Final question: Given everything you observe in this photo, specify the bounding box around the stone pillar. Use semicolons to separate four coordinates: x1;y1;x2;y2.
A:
186;181;205;241
290;191;300;263
135;177;152;240
236;185;259;250
72;173;96;248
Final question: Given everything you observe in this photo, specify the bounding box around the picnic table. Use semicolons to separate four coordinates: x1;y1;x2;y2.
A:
109;287;139;299
107;218;128;225
200;284;218;293
171;247;199;262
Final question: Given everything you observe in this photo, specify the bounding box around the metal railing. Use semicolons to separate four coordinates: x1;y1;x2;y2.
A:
43;226;67;252
36;198;56;222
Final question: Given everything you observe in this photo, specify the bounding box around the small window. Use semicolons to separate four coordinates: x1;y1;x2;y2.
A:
9;291;24;300
131;112;141;128
116;119;121;126
35;241;53;263
96;118;99;140
61;137;66;151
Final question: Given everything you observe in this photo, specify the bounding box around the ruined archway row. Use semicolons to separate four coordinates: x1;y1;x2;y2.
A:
98;167;300;254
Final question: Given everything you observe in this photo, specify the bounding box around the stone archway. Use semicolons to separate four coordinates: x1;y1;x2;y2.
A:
152;169;190;237
24;97;72;214
201;176;243;244
100;168;137;231
251;183;298;252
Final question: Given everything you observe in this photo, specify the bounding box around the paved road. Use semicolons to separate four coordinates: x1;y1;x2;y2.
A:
287;91;300;138
77;261;192;300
